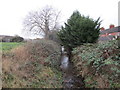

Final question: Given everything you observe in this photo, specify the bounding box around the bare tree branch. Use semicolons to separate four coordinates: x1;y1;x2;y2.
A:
23;6;61;38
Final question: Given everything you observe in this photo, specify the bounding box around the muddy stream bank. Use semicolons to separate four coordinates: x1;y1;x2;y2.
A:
60;46;85;88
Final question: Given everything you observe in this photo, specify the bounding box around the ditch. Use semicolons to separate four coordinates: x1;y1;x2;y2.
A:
60;46;85;88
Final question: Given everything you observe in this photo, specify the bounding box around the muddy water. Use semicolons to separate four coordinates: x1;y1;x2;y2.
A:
60;46;85;88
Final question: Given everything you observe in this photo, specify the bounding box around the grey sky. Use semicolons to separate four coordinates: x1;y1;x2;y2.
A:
0;0;119;39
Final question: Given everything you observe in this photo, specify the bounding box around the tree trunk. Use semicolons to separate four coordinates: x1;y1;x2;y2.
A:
44;19;50;39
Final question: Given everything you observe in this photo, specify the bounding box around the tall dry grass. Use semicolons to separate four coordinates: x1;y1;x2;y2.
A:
2;39;63;88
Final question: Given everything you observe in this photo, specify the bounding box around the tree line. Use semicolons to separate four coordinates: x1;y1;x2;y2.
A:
23;6;101;51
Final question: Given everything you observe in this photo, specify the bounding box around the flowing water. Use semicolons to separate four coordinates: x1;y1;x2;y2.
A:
60;46;85;88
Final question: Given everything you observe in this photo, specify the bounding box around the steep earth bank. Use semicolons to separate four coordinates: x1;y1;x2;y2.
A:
71;40;120;88
2;39;63;88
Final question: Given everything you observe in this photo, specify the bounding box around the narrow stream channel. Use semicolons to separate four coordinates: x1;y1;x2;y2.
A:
60;46;85;88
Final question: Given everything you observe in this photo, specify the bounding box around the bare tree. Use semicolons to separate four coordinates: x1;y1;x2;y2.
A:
23;6;61;39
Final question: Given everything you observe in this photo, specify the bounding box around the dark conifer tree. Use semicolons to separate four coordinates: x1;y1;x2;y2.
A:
58;10;101;50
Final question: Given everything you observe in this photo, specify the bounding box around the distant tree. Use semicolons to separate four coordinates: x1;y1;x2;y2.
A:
23;6;61;39
58;10;101;51
11;35;24;42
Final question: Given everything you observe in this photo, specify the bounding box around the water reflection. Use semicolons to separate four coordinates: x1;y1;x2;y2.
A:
60;54;69;71
60;46;85;88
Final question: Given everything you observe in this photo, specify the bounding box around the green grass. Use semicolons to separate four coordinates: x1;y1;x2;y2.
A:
0;42;24;51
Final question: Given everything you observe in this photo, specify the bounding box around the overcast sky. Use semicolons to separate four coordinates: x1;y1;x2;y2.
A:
0;0;119;39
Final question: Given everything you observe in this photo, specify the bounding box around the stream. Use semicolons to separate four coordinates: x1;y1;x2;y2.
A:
60;46;85;88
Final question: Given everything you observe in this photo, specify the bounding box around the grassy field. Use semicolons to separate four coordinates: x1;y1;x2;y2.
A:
0;42;24;51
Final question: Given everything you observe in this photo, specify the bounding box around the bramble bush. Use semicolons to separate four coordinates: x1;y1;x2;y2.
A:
72;40;120;88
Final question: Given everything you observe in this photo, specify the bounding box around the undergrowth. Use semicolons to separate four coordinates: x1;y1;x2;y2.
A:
2;39;63;88
72;40;120;88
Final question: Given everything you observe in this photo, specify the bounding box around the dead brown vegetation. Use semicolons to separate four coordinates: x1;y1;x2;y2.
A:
2;39;63;88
